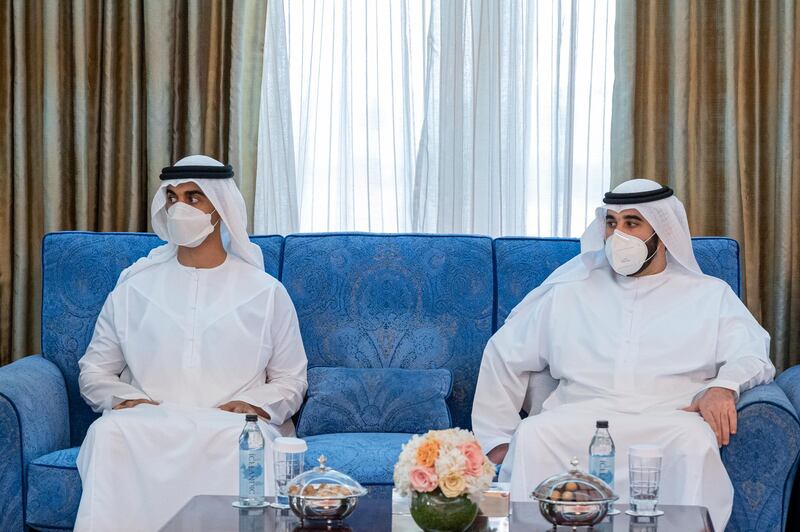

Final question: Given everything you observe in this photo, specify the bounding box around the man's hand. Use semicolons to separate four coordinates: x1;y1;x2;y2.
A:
113;399;159;410
218;401;271;420
487;443;509;465
682;387;737;446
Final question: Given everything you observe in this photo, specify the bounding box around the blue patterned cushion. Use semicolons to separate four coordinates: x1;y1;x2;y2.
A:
296;367;452;437
0;355;70;532
493;237;580;327
723;383;800;531
281;234;494;431
41;231;285;447
691;237;741;296
494;236;742;326
303;432;413;485
776;366;800;531
26;447;81;530
777;366;800;417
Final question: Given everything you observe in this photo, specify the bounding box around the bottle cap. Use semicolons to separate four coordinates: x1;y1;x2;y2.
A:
596;420;609;429
274;437;308;453
245;414;258;422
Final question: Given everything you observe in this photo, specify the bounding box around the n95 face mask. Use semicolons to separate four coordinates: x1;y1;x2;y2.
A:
166;202;219;248
604;230;657;276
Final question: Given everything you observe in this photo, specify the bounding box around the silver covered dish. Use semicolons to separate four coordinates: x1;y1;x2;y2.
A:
286;455;367;523
531;457;618;527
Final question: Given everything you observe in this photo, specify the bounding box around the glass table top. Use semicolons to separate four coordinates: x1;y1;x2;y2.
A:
160;486;714;532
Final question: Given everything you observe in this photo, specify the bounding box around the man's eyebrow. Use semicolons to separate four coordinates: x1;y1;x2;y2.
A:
623;214;643;221
165;187;206;197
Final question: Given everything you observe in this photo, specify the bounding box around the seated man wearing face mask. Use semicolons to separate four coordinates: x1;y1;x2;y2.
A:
472;179;774;530
74;155;308;532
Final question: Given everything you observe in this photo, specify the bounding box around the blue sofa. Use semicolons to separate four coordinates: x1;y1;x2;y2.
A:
0;232;798;531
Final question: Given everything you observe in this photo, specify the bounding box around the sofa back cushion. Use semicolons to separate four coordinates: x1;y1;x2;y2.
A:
41;231;284;446
296;367;453;436
282;234;494;431
494;236;741;326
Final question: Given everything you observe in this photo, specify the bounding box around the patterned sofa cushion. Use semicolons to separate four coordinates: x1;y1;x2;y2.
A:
281;234;494;432
303;432;413;485
26;447;81;531
296;367;453;437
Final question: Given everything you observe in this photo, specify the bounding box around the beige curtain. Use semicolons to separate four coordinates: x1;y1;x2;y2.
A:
612;0;800;371
0;0;267;365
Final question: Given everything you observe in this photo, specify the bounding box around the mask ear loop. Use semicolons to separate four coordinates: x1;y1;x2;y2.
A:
209;209;221;229
642;232;660;263
624;231;660;277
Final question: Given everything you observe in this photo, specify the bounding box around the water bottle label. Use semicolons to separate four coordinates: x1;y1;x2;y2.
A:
589;455;614;488
239;450;265;500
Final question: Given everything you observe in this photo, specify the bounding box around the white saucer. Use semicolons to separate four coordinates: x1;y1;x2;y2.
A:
625;509;665;517
232;500;270;509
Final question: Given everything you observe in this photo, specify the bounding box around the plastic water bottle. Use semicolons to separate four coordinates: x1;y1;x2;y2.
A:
588;420;615;489
238;414;266;507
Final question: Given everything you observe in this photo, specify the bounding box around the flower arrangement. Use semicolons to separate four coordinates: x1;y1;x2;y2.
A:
393;428;495;503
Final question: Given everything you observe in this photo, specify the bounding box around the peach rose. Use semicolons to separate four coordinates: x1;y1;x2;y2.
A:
439;472;466;498
460;441;485;477
416;439;441;467
409;466;438;492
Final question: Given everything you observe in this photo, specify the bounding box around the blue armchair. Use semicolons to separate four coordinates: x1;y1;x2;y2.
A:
0;232;797;531
0;232;283;532
493;237;800;532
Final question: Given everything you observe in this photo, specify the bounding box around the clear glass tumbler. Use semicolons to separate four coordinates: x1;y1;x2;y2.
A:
272;437;307;509
627;444;664;517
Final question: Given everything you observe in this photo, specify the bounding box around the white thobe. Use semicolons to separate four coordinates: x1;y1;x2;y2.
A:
75;255;308;532
472;261;774;530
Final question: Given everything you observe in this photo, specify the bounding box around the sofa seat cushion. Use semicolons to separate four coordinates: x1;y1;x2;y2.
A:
304;432;414;485
297;367;453;437
26;446;81;530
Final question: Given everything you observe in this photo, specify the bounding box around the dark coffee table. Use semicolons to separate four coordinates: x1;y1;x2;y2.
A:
160;486;714;531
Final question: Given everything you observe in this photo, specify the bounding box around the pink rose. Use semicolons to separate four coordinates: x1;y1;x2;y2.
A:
409;466;438;492
460;442;485;477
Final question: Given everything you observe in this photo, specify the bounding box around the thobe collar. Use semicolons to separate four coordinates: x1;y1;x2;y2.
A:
613;257;675;290
174;253;231;273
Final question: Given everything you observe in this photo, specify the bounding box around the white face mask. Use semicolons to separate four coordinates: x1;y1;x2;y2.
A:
166;202;219;248
604;229;657;276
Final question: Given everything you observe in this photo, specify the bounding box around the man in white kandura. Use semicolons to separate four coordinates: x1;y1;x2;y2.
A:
75;155;308;532
472;179;774;530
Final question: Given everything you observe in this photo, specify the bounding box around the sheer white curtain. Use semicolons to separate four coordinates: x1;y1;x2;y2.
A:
255;0;615;237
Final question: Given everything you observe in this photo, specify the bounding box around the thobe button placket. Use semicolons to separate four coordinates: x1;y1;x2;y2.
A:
184;271;201;369
614;282;638;390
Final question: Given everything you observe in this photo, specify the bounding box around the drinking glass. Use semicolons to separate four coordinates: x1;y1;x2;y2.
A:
626;444;664;517
272;437;307;509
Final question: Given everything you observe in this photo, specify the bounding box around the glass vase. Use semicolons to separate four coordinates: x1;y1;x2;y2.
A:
409;490;478;532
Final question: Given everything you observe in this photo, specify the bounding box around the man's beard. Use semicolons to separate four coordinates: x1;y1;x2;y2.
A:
630;234;660;276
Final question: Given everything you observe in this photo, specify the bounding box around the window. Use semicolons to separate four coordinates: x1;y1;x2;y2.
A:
256;0;615;237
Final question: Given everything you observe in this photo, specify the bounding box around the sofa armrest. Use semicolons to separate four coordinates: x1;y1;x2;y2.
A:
0;355;70;532
777;365;800;531
776;365;800;416
721;383;800;532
